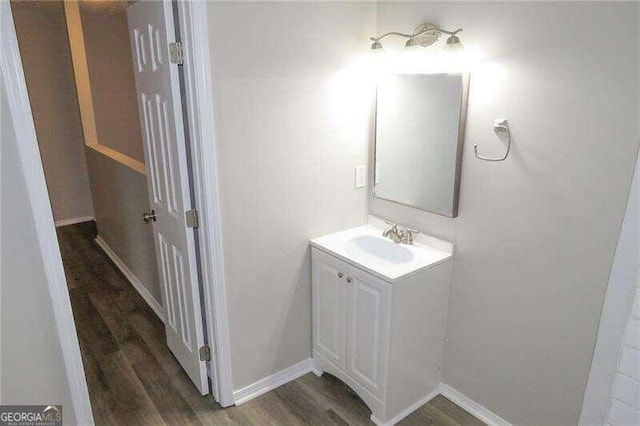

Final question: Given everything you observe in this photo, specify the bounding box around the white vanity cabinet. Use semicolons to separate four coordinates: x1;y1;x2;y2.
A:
312;249;391;398
310;222;454;426
312;249;350;369
346;263;392;399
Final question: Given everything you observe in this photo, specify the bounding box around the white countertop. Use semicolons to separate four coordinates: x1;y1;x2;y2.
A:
310;217;453;283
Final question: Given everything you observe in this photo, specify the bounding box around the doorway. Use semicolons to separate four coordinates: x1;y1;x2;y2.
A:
8;0;232;420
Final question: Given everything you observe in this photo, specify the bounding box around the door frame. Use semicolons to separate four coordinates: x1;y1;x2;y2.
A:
1;0;235;415
0;1;94;423
175;0;234;406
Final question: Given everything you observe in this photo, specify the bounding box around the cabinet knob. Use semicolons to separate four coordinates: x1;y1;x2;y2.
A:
338;272;344;278
346;277;352;283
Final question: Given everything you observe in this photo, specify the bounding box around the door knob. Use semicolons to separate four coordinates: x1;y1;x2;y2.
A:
142;210;157;223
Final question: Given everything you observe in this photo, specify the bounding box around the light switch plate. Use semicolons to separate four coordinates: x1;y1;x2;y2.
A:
355;165;366;189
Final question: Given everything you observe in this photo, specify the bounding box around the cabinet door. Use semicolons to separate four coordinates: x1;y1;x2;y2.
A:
346;266;391;399
312;249;349;368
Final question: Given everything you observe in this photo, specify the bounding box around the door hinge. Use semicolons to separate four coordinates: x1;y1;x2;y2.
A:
169;41;183;65
185;209;199;229
199;345;211;361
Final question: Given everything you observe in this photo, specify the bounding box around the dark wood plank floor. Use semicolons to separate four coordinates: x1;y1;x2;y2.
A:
58;222;485;426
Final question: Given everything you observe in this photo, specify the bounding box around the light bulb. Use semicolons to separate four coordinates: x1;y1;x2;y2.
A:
444;34;464;53
370;40;383;52
405;38;420;50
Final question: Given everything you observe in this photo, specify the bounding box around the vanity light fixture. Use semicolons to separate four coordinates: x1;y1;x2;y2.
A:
369;23;464;53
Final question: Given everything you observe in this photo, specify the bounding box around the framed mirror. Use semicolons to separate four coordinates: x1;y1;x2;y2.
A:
373;73;469;217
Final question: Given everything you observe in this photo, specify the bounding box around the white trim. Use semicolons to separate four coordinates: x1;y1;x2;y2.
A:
439;384;513;426
232;358;504;426
233;359;314;405
85;143;145;175
176;0;235;407
370;387;441;426
94;236;165;323
0;3;94;424
373;383;514;426
55;216;94;228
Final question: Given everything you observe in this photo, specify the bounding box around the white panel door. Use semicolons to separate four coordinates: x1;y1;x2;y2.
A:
127;1;208;395
312;249;348;368
346;266;391;399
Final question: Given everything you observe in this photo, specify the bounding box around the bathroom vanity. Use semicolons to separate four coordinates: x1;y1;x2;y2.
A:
310;218;454;425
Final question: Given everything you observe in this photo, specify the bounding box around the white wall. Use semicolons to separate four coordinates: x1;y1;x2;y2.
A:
372;2;640;425
207;1;375;390
11;0;94;223
1;79;77;424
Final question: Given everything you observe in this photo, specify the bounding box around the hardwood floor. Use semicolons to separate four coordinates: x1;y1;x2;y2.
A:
57;222;485;426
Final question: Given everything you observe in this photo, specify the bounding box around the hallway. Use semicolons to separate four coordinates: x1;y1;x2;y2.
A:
58;222;483;425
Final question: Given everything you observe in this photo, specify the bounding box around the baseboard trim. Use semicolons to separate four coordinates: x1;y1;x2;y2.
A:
371;386;441;426
232;364;512;425
94;235;164;323
372;383;512;426
55;216;94;227
233;358;314;405
439;384;513;426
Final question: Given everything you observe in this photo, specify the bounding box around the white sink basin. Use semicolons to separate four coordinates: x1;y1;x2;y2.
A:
310;219;453;282
346;235;414;264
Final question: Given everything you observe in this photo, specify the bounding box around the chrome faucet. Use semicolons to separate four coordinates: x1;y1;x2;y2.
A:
382;223;403;243
382;222;419;245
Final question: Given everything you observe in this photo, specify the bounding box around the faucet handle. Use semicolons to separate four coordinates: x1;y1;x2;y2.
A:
384;220;398;229
401;228;419;245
